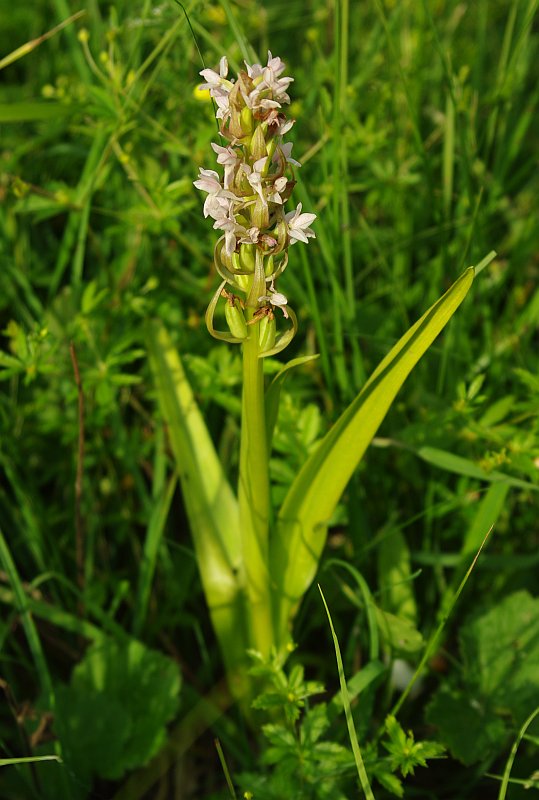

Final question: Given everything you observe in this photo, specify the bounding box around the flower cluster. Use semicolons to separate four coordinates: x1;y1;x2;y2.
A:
194;52;316;357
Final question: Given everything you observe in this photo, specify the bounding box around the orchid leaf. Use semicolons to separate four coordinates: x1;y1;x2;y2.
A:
146;321;248;688
271;266;477;642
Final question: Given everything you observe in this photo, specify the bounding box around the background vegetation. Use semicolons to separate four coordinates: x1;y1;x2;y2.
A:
0;0;538;797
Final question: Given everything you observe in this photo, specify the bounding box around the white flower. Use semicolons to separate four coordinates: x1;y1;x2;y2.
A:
242;88;281;112
239;226;260;245
199;56;233;92
267;176;288;204
213;215;240;255
284;202;317;244
213;92;231;121
276;117;295;136
193;167;221;194
193;167;239;218
211;142;239;189
278;142;301;167
214;217;260;256
259;51;293;105
259;278;289;318
244;157;268;204
245;58;264;81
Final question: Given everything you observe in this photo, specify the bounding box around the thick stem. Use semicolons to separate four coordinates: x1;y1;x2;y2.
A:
238;251;274;656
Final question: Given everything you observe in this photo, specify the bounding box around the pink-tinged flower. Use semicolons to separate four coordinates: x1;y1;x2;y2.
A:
214;92;231;121
285;202;317;244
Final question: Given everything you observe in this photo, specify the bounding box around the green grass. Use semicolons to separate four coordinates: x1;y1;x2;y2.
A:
0;0;538;797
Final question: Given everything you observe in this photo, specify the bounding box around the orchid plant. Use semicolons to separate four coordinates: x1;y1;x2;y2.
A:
147;51;493;700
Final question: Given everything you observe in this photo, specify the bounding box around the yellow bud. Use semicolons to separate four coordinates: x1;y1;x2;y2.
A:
77;28;89;43
258;311;276;352
225;297;248;339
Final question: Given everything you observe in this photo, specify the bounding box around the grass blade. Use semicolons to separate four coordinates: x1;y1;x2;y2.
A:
319;585;375;800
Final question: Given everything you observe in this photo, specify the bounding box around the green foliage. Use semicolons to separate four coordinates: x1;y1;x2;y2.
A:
366;716;446;798
240;651;354;799
53;638;181;784
0;0;538;796
427;591;539;765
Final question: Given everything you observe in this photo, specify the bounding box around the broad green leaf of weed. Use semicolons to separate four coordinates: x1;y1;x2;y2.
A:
460;591;539;717
426;591;539;764
426;686;506;766
53;637;181;783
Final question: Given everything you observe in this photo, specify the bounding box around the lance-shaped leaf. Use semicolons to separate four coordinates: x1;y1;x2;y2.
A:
146;322;248;688
271;267;476;643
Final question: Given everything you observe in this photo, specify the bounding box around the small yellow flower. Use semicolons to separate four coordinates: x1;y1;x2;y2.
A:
193;85;211;103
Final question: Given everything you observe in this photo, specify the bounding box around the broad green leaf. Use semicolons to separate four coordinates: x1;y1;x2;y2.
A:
427;591;539;765
271;267;476;639
146;322;248;687
53;638;181;783
426;686;506;766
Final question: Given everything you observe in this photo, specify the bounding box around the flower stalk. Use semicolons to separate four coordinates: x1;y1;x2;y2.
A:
194;52;317;659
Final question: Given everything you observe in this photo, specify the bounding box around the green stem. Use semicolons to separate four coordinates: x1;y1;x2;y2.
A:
238;251;273;656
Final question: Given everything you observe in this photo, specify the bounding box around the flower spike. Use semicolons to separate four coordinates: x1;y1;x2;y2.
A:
194;53;316;353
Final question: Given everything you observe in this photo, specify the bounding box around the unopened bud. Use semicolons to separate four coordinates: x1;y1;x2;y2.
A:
258;311;276;352
225;295;248;339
